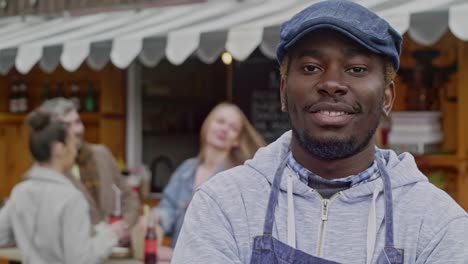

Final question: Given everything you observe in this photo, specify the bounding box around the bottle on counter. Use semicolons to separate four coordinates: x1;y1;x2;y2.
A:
108;211;123;224
108;184;123;224
144;205;158;264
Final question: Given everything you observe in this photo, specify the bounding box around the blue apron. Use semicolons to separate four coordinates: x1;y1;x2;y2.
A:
250;154;404;264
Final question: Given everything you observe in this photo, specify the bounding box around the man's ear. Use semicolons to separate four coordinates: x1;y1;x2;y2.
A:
383;81;395;117
280;76;287;112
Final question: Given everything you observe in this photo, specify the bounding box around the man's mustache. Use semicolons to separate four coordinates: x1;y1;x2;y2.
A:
303;100;362;114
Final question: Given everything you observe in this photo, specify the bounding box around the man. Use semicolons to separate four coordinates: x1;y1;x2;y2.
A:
40;98;140;244
172;1;468;263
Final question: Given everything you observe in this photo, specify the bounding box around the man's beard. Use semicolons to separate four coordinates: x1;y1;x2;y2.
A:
286;94;383;161
76;135;84;150
291;124;377;161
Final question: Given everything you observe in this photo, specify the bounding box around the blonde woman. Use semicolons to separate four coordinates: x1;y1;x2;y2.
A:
153;102;265;248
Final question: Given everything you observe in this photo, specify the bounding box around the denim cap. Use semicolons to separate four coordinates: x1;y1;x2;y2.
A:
276;0;402;70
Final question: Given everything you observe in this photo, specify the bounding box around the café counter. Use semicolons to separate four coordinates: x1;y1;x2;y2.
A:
0;247;170;264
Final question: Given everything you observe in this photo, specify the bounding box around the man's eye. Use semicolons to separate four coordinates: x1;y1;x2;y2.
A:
347;67;367;73
303;65;320;72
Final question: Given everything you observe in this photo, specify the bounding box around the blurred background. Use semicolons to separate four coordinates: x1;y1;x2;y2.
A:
0;0;466;212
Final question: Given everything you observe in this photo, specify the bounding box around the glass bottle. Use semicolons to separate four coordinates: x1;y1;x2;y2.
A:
144;207;157;264
9;82;18;113
70;83;81;111
84;82;96;112
108;211;122;224
42;84;51;103
18;82;28;113
55;82;66;98
109;184;122;224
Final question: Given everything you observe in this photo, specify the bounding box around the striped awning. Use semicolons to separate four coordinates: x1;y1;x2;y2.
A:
0;0;467;74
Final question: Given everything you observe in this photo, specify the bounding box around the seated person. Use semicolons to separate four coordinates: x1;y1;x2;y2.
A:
0;110;127;263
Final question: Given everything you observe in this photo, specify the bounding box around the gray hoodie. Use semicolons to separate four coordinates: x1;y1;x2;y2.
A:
172;131;468;263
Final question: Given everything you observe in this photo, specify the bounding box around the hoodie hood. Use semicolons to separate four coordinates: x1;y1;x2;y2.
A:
11;165;76;221
245;130;428;199
23;164;74;187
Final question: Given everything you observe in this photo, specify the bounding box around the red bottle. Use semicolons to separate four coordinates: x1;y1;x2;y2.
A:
108;212;122;224
109;184;122;224
144;214;158;264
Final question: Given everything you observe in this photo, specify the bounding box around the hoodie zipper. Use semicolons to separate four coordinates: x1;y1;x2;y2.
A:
315;192;341;257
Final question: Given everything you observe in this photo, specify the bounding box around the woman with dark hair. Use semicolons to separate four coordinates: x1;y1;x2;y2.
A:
0;111;127;263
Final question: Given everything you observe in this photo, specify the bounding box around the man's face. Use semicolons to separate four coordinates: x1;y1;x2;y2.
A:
62;131;78;171
61;110;85;148
280;29;394;160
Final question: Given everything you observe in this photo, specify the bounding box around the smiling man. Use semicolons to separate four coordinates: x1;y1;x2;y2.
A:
172;1;468;263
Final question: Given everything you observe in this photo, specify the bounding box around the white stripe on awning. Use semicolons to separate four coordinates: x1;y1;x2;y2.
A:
226;0;322;61
112;1;238;68
450;2;468;41
165;0;301;65
0;0;467;74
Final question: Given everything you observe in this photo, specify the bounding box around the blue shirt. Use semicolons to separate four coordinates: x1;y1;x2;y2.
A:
287;151;380;187
154;157;225;247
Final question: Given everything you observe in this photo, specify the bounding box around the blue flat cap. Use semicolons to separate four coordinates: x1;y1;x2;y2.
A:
276;0;402;70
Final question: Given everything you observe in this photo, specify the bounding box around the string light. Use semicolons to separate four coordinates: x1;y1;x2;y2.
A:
221;52;233;65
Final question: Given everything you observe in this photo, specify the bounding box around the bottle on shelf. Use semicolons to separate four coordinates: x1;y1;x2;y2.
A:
8;81;19;113
144;205;157;264
84;82;97;112
55;82;66;99
70;82;81;111
17;82;28;113
41;84;51;103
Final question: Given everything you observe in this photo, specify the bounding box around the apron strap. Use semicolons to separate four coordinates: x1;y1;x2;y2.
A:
263;152;394;252
286;174;296;248
376;152;395;247
262;156;289;235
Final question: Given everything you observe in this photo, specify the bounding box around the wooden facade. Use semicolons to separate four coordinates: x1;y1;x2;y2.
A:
395;32;468;210
0;63;126;200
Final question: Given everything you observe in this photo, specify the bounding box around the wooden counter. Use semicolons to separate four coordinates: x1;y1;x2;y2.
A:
0;247;170;264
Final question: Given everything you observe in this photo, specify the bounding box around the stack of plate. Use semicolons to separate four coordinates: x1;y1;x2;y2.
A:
388;111;443;154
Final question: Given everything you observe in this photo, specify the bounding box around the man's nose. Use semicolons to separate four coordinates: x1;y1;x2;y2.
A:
316;69;348;97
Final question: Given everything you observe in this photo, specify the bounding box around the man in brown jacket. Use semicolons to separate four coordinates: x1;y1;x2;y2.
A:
39;98;140;244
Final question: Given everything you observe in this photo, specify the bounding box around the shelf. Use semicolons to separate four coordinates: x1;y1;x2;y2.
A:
414;154;462;169
0;113;26;123
0;112;101;124
79;112;100;123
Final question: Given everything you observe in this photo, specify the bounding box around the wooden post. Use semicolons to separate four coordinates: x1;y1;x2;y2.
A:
226;63;233;102
456;39;468;210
